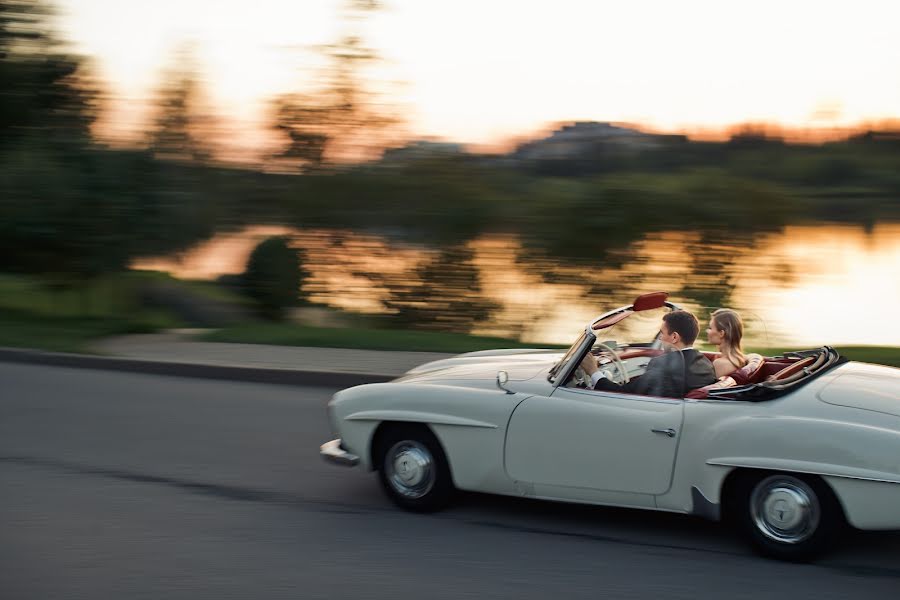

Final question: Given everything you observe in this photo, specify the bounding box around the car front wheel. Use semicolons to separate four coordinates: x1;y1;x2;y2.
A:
731;471;844;562
375;424;454;512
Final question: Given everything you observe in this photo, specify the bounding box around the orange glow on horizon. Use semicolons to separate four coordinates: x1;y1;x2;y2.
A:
57;0;900;159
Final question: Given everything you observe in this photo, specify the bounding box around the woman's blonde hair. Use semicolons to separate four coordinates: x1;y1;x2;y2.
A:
712;308;746;368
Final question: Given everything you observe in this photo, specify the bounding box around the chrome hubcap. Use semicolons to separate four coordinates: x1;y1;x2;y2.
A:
385;440;435;499
750;476;820;544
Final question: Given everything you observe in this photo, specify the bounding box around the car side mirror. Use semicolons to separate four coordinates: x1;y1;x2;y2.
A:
496;370;513;394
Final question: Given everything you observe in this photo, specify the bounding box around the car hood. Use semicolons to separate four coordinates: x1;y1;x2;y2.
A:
818;361;900;418
395;348;562;386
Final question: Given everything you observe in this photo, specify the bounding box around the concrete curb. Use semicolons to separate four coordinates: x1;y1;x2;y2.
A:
0;347;395;388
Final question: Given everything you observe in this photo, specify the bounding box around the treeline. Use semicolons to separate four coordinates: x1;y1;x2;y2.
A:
220;137;900;263
3;0;899;289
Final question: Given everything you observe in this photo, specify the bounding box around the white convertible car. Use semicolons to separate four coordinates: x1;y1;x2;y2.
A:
321;293;900;561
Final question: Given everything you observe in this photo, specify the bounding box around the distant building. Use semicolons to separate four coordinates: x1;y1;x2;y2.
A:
512;121;678;161
850;130;900;144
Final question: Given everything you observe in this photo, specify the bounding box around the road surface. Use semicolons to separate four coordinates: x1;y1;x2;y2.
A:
1;363;898;599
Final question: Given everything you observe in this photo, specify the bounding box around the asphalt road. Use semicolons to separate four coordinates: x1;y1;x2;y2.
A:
2;363;898;600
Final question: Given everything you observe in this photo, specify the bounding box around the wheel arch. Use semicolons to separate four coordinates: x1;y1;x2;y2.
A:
717;466;848;526
365;416;517;495
369;420;448;474
331;382;522;493
678;402;900;524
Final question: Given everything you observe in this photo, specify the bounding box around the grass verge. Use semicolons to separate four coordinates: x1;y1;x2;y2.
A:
205;328;900;366
0;310;182;354
813;346;899;368
201;323;565;354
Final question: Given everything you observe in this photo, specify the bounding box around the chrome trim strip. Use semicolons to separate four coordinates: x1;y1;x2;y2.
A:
706;460;900;485
559;387;683;405
345;410;499;429
320;439;360;467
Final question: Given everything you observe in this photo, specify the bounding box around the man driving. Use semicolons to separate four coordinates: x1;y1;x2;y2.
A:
580;309;716;398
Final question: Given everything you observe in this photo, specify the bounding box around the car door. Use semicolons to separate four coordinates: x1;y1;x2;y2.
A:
504;386;684;497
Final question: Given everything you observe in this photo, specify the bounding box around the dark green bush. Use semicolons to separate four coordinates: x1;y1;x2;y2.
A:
242;236;304;320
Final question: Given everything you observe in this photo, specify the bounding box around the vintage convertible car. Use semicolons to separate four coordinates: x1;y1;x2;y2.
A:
320;292;900;561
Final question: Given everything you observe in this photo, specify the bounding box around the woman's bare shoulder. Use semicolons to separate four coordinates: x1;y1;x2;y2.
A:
713;356;744;376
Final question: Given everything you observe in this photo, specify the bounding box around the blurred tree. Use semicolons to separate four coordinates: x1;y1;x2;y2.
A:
270;0;399;171
0;144;215;283
677;231;749;315
272;97;331;169
0;0;96;149
242;236;307;320
382;246;498;334
146;47;214;163
0;3;219;288
139;48;221;263
0;0;106;285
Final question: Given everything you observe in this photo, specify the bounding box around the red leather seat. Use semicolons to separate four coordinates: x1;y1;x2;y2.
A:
618;348;664;360
686;376;737;399
685;353;765;399
730;353;765;385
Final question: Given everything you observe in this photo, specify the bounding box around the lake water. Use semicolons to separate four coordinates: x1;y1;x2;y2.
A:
133;223;900;347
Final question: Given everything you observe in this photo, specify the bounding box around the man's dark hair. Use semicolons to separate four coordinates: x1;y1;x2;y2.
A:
663;310;700;345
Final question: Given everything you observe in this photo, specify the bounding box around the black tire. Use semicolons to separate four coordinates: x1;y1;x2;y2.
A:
374;424;455;512
729;470;845;562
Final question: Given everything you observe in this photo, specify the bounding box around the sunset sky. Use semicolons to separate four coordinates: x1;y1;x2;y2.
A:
57;0;900;151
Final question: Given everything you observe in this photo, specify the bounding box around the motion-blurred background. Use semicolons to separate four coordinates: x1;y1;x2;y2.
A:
2;0;898;359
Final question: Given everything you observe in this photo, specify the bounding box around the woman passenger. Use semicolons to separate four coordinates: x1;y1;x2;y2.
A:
707;308;748;378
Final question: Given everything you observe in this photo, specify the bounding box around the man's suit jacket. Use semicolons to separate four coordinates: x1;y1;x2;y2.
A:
593;348;717;398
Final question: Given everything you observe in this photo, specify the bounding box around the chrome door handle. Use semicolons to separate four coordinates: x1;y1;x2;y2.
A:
651;428;676;438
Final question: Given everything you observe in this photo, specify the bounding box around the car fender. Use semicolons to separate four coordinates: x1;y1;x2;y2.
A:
698;416;900;484
329;382;529;494
665;402;900;526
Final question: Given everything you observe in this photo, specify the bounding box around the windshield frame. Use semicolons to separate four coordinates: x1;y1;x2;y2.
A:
548;327;596;386
591;300;682;332
548;299;682;386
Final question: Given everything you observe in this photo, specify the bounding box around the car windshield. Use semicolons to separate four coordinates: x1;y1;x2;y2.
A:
591;306;671;350
549;307;671;384
548;330;590;382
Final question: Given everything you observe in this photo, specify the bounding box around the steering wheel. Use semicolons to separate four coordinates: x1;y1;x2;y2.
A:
594;342;631;385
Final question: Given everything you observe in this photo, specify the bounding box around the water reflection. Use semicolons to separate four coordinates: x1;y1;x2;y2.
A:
132;223;900;347
738;224;900;347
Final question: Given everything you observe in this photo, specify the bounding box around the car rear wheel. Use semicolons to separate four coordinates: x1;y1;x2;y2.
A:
375;424;454;512
730;471;844;562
